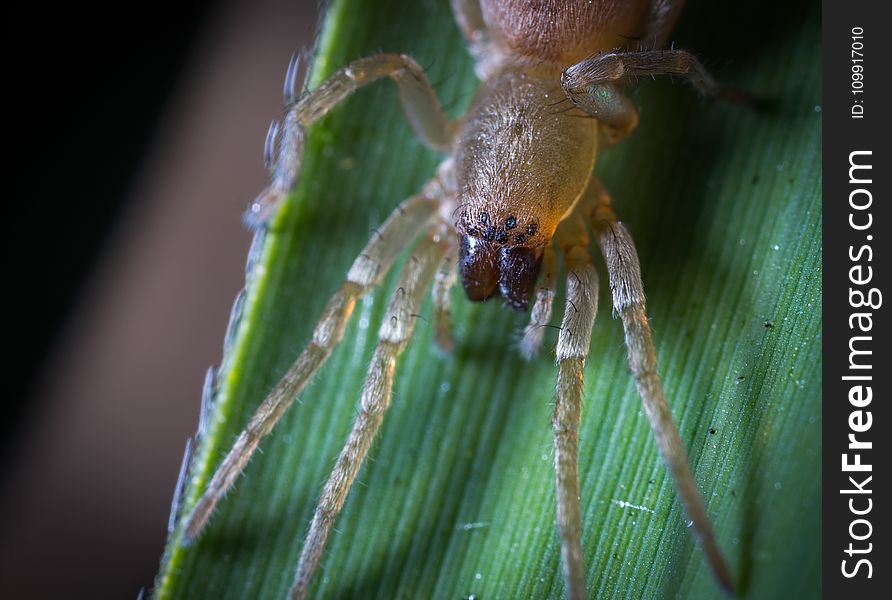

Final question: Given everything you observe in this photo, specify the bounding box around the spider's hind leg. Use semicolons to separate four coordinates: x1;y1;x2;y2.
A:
289;226;453;600
586;178;734;593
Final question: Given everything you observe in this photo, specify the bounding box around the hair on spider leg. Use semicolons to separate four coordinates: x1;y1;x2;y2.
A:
547;101;590;118
408;312;430;325
432;77;474;115
511;319;559;353
440;93;469;117
544;95;575;109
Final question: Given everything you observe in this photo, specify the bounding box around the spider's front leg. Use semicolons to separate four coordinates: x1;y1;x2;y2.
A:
290;225;454;600
551;209;600;600
585;179;735;593
182;177;445;543
548;177;734;597
248;53;454;226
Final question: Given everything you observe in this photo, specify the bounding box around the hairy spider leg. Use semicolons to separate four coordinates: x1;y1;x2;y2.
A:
182;182;444;543
562;47;751;116
433;248;459;352
519;245;557;360
450;0;487;45
246;53;455;227
548;173;735;599
551;207;600;600
639;0;686;48
587;180;734;593
290;228;453;600
557;45;738;593
449;0;491;76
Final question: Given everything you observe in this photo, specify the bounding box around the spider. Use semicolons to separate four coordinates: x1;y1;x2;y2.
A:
180;1;742;598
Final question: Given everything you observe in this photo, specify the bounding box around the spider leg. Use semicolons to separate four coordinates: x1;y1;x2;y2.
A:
562;48;750;113
552;212;599;600
182;178;445;543
432;244;459;352
449;0;490;74
638;0;686;49
289;227;452;600
520;244;557;360
248;53;455;227
587;180;734;593
559;78;639;148
450;0;486;46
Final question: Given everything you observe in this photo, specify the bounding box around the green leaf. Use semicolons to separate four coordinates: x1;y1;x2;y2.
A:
156;0;821;598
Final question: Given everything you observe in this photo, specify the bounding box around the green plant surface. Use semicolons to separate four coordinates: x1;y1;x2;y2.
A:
155;0;821;598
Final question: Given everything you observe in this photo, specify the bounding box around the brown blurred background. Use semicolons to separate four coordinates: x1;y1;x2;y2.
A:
1;1;318;597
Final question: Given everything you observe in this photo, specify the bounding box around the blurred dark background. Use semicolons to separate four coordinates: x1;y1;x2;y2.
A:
2;1;318;597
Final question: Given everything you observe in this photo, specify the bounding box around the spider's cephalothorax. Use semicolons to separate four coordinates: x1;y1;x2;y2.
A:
180;2;738;599
455;69;597;310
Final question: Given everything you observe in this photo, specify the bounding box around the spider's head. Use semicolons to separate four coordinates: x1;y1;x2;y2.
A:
453;70;598;312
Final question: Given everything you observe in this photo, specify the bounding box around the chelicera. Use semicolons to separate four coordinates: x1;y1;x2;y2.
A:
181;1;741;598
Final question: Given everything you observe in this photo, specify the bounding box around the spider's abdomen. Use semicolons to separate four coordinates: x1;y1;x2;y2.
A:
481;0;651;65
454;69;598;311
